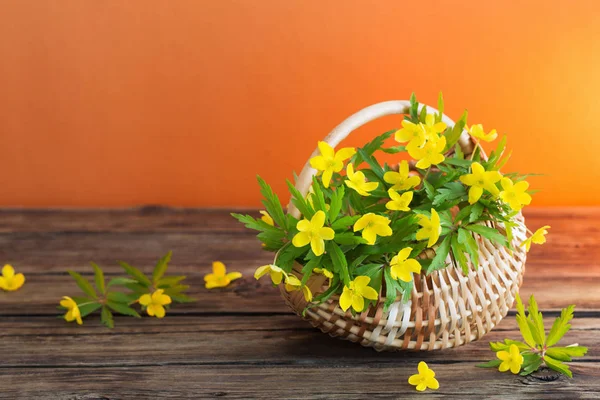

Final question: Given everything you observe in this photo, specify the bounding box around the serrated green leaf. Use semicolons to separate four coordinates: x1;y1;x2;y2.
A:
436;92;444;123
457;228;479;269
426;234;452;274
380;145;406;154
107;301;141;318
451;234;469;275
328;241;349;285
101;306;114;328
165;292;196;303
520;353;543;376
67;271;97;299
515;293;536;348
328;185;344;222
527;295;546;345
489;339;529;352
444;110;468;151
286;179;315;219
257;175;288;230
78;302;102;318
152;251;172;284
333;232;365;245
107;291;136;304
118;262;152;287
476;359;502;368
157;276;187;287
465;224;508;247
544;355;572;378
90;263;105;295
469;202;485;223
331;215;360;230
548;346;588;358
546;304;575;347
433;182;467;206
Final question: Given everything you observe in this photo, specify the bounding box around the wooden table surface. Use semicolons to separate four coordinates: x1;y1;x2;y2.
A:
0;207;599;399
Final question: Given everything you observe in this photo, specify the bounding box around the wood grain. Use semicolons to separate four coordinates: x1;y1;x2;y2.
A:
0;207;599;399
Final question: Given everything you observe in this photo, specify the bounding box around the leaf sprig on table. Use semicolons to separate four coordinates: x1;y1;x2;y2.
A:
478;294;588;377
59;251;195;328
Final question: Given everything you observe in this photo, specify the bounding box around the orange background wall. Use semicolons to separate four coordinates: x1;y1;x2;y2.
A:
1;1;600;207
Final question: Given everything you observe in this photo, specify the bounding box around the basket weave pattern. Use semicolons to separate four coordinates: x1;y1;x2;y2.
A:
280;100;527;351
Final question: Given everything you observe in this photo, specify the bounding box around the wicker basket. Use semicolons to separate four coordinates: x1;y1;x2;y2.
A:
280;100;527;351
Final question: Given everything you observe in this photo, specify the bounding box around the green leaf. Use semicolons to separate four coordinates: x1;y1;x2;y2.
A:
257;175;288;230
426;234;452;274
310;176;328;216
489;339;529;352
409;93;418;120
67;271;97;299
546;304;575;347
356;148;384;180
333;232;365;245
476;359;502;368
286;179;315;219
423;180;435;199
520;353;543;376
78;302;102;318
544;355;573;378
118;262;152;287
419;104;427;123
380;145;406;154
107;291;136;304
107;277;138;288
548;346;588;359
436;91;444;123
165;292;196;303
515;293;537;348
464;224;508;247
152;251;172;284
101;306;114;328
444;110;468;151
487;135;507;169
454;143;464;160
328;186;344;222
443;158;473;167
328;242;350;285
469;202;485;223
331;215;360;231
157;276;187;287
107;301;141;318
451;234;469;275
527;295;546;345
90;263;105;295
433;182;467;207
457;228;479;269
353;129;394;165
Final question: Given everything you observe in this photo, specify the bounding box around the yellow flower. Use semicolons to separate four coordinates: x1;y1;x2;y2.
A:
353;213;393;245
0;264;25;291
259;210;274;226
395;120;427;148
339;276;379;312
408;136;446;169
499;178;532;211
254;264;286;284
345;164;379;196
313;267;333;279
139;289;172;318
204;261;242;289
422;114;447;138
60;296;83;325
467;124;498;142
497;344;524;374
408;361;439;392
459;162;502;204
383;160;421;191
284;274;313;302
292;210;335;256
309;141;356;188
416;209;441;248
521;225;550;252
390;247;421;282
386;189;413;211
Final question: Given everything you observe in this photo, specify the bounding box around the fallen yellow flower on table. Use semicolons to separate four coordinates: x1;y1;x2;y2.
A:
416;209;441;248
383;160;421;191
292;210;335;256
408;361;439;392
60;296;82;325
204;261;242;289
284;274;312;302
499;177;532;211
259;210;274;226
353;213;392;245
521;225;550;252
386;189;413;212
497;344;524;374
139;289;172;318
408;136;447;169
309;141;356;188
0;264;25;292
467;124;498;142
339;276;378;312
254;264;286;285
345;164;379;196
459;162;502;204
390;247;421;282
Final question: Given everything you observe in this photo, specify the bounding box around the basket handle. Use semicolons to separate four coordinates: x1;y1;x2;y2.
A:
287;100;477;218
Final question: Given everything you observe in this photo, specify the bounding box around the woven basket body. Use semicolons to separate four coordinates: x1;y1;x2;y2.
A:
280;100;527;351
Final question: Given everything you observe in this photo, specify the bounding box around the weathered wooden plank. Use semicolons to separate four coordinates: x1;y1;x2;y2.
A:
0;363;598;399
0;314;597;366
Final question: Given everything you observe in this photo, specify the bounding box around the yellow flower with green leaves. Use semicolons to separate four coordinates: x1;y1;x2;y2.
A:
408;136;446;169
139;289;172;318
60;296;83;325
292;210;335;256
339;276;379;312
204;261;242;289
383;160;421;191
416;209;441;248
459;162;502;204
496;344;524;374
254;264;286;285
467;124;498;142
521;225;550;252
390;247;421;282
0;264;25;291
309;141;356;188
353;213;393;245
259;210;274;226
386;189;413;211
499;177;532;211
345;164;379;196
284;274;313;302
408;361;439;392
395;120;427;148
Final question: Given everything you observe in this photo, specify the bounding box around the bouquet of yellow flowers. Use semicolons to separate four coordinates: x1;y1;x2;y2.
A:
233;94;549;351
